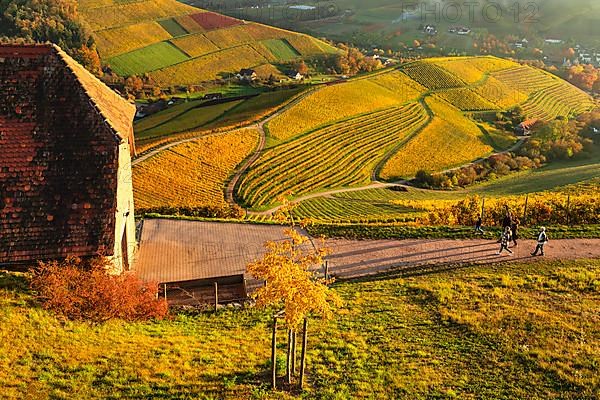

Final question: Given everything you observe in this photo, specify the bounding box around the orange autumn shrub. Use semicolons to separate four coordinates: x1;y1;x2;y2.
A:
30;257;168;322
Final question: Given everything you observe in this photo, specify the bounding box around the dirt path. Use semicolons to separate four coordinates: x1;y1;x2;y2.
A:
135;219;600;286
326;237;600;280
224;88;317;205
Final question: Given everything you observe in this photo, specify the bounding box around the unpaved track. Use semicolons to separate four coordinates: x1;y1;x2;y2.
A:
135;220;600;285
326;237;600;280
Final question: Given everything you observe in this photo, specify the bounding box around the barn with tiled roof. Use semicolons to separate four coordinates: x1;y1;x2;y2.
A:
0;44;137;272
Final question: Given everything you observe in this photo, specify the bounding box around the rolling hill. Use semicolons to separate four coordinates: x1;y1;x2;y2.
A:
233;56;595;209
79;0;339;84
131;55;596;215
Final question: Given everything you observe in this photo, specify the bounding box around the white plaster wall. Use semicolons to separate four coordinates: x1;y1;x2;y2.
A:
112;140;137;273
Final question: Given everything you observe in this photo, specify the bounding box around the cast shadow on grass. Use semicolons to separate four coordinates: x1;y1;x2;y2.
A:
100;365;276;400
0;270;32;295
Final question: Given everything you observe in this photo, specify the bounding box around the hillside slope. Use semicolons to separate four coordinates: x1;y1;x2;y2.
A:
232;56;595;209
79;0;338;84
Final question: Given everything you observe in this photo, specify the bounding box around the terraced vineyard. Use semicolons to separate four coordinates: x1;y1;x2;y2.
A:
380;97;493;180
81;0;338;84
491;66;557;95
238;103;429;208
401;62;465;90
293;188;429;223
521;83;596;120
133;128;259;210
267;72;426;141
435;89;498;111
473;76;528;109
130;55;596;214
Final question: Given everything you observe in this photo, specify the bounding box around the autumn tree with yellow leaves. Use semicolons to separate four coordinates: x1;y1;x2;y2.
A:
247;196;341;390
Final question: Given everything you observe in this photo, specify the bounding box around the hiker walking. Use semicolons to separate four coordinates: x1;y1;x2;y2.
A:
498;226;513;255
531;227;549;256
474;215;484;234
502;210;512;230
511;217;520;246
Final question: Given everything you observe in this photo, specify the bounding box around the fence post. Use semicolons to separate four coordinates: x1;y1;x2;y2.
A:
523;195;529;226
566;195;571;226
214;282;218;312
481;197;486;220
324;261;329;281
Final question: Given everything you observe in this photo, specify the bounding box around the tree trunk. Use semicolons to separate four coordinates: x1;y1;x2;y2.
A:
271;317;277;390
286;329;293;384
291;330;297;375
299;318;308;389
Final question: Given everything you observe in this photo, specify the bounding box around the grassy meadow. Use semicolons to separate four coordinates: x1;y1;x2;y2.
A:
2;258;599;399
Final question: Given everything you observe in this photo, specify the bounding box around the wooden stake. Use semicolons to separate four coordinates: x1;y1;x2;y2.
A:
481;197;486;220
299;318;308;390
566;195;571;226
271;317;278;390
324;261;329;280
214;282;218;312
523;195;529;226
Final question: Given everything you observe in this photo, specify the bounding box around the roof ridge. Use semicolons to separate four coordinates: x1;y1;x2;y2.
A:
50;44;136;143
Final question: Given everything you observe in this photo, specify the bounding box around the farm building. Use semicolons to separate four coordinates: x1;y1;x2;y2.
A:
515;118;539;135
237;68;257;82
0;44;137;273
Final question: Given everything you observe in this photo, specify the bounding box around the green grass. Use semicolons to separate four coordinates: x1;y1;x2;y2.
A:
134;99;205;133
2;258;599;398
261;39;301;61
204;88;304;129
108;42;190;76
157;18;189;37
136;100;244;139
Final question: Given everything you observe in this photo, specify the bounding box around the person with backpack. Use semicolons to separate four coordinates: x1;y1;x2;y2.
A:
511;217;520;246
474;214;484;234
498;226;513;255
531;227;549;256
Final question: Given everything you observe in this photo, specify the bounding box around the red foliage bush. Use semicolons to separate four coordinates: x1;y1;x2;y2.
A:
30;257;168;322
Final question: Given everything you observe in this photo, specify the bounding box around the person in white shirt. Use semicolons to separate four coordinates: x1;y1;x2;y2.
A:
531;227;548;256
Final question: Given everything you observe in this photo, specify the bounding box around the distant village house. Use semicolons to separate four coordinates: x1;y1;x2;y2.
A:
287;70;304;80
237;68;257;82
0;44;137;273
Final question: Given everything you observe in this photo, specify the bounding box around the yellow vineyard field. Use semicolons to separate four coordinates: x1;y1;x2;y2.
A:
433;59;486;84
268;73;425;141
204;25;255;49
474;76;528;109
174;15;206;34
381;97;493;180
148;45;268;86
94;22;173;58
170;33;219;57
491;66;557;95
80;0;198;31
133;128;259;209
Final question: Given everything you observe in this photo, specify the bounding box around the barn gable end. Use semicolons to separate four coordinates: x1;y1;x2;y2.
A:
0;44;136;272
